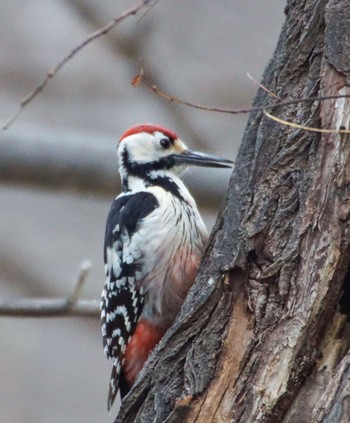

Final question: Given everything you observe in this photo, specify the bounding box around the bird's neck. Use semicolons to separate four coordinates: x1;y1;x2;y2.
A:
121;169;191;203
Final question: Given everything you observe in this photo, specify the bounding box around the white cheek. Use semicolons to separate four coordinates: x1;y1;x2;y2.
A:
119;134;160;162
132;142;155;161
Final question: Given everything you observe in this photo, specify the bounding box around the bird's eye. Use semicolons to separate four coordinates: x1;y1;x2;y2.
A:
160;138;171;149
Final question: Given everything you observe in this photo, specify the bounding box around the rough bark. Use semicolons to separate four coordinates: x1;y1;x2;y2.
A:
115;0;350;421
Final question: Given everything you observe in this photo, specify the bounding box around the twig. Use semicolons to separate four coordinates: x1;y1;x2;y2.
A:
0;299;99;318
138;67;350;117
137;0;161;23
67;260;92;307
1;0;154;132
138;68;257;115
263;109;350;134
246;72;280;100
0;261;100;318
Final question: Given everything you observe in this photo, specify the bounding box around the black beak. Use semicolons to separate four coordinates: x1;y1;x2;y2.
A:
173;149;234;168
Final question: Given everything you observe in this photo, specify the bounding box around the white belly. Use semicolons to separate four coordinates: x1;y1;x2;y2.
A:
136;186;208;327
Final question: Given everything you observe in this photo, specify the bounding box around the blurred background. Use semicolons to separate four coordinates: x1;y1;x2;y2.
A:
0;1;285;421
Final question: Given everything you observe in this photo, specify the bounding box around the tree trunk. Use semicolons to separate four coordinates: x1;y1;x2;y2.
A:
116;1;350;421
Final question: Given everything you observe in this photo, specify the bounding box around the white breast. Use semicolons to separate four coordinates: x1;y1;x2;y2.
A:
134;180;208;327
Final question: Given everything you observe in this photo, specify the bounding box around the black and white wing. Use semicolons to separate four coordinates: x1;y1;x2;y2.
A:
101;191;159;409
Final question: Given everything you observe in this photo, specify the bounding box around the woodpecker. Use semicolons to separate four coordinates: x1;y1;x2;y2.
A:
101;124;232;409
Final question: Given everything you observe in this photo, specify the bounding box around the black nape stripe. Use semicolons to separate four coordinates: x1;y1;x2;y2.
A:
122;178;129;192
146;176;185;202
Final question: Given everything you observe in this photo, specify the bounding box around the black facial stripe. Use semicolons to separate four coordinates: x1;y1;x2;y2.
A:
120;149;188;202
122;149;177;177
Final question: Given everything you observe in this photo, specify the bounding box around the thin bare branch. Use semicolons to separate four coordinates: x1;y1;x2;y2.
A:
67;260;92;307
263;109;350;134
1;0;154;133
0;260;99;318
138;67;350;117
246;72;281;100
0;299;99;318
139;68;257;115
137;0;161;23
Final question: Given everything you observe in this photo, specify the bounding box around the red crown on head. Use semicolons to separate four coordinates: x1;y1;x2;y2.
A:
119;124;178;142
